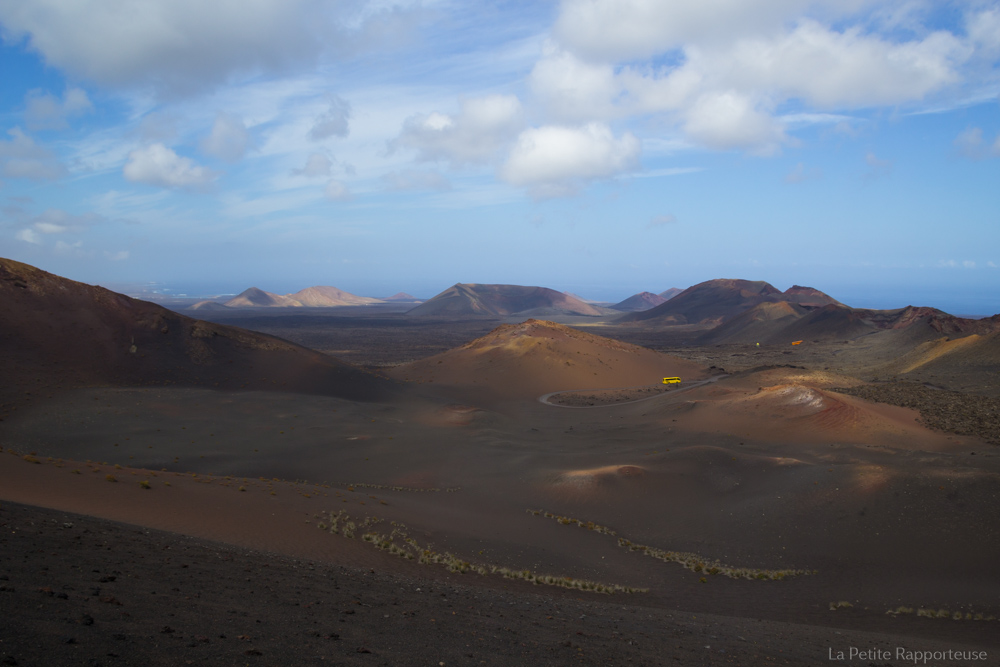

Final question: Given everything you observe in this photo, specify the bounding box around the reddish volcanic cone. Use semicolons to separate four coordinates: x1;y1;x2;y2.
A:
387;319;705;401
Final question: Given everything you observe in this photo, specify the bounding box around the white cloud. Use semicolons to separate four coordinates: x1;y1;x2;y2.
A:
382;169;450;191
500;123;640;198
0;0;423;94
324;180;352;201
292;153;333;177
309;96;351;141
0;127;66;180
123;143;219;190
968;7;1000;56
24;87;93;130
390;94;523;167
200;112;251;162
15;228;41;244
528;45;620;121
682;92;787;154
9;209;104;248
648;214;677;228
104;250;130;261
538;1;978;155
703;21;967;109
553;0;814;62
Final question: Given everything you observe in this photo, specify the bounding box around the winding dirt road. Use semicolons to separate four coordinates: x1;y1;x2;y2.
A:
537;375;725;408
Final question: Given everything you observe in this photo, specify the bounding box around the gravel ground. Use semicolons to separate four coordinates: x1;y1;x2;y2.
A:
830;381;1000;445
4;502;993;667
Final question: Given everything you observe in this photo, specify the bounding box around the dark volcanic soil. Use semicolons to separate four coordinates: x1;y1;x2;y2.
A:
2;502;995;667
831;381;1000;444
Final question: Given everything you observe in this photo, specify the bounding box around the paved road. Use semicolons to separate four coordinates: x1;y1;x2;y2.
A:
537;375;726;409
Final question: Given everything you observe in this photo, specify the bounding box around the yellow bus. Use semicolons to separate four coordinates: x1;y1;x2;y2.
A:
662;377;682;384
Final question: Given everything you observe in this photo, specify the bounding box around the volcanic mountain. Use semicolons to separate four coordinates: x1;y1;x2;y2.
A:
0;258;395;403
381;292;422;303
223;285;383;308
696;301;809;344
406;283;603;318
610;291;668;312
224;286;300;307
658;287;683;300
620;279;841;326
385;319;705;400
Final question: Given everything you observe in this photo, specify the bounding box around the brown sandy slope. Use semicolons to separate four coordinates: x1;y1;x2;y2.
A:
387;319;705;400
609;291;667;312
288;286;384;307
620;279;841;326
224;286;300;307
697;301;807;344
224;285;383;307
188;300;232;311
406;283;602;318
865;330;1000;395
381;291;422;302
0;257;396;403
664;367;958;449
783;284;844;307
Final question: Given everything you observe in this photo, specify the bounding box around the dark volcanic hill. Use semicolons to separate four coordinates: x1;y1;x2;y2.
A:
658;287;683;300
382;292;422;303
620;279;841;326
696;301;808;344
0;258;395;404
610;291;668;312
406;283;603;318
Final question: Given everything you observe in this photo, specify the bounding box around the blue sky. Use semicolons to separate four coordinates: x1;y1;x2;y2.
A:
1;0;998;314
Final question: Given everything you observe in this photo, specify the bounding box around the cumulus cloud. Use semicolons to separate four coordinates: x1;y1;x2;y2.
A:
24;87;93;131
538;0;979;155
528;45;620;121
0;0;404;94
968;7;1000;56
123;143;219;190
499;123;640;198
0;127;67;180
390;94;523;167
682;91;787;154
292;153;333;177
324;180;351;201
553;0;814;62
200;112;251;162
382;169;450;191
309;96;351;141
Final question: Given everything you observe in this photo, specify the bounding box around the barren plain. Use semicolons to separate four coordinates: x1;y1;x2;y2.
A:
2;262;999;666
